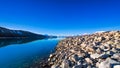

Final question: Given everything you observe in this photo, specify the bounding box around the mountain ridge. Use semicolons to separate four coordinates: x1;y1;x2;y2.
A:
0;26;47;39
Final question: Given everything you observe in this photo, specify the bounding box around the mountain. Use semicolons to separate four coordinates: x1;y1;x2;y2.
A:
0;27;47;39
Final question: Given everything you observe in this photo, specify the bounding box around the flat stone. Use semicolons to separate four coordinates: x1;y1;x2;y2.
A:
100;54;110;59
113;65;120;68
72;65;82;68
111;53;120;60
98;59;110;68
51;65;59;68
90;53;100;59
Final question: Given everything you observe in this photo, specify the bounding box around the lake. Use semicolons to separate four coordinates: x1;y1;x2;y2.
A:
0;38;62;68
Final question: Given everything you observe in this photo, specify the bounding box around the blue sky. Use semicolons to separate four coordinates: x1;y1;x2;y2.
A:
0;0;120;36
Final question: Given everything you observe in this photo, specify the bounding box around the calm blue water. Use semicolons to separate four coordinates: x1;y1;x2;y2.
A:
0;38;61;68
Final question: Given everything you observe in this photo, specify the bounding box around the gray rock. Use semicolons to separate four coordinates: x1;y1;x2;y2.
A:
61;60;70;68
111;53;120;61
72;65;82;68
82;62;88;68
106;51;114;56
100;54;110;59
99;58;119;68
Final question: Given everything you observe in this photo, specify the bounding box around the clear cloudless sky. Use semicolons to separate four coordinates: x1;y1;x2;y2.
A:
0;0;120;36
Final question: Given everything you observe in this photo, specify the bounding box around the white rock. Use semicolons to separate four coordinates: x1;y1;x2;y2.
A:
50;54;53;57
85;58;93;64
111;48;117;53
51;65;58;68
96;48;102;54
114;65;120;68
98;60;110;68
90;53;100;59
96;62;99;67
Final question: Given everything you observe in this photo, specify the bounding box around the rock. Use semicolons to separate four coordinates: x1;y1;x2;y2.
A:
100;45;105;50
87;65;92;68
100;54;110;59
108;58;119;64
51;65;59;68
86;46;95;53
111;53;120;61
113;65;120;68
85;58;93;64
103;44;111;51
98;37;106;41
90;53;100;59
77;61;82;65
72;65;82;68
81;43;87;48
70;49;76;53
61;60;70;68
111;48;117;53
98;59;110;68
116;45;120;49
51;57;56;62
96;48;102;54
106;51;114;56
82;62;88;68
50;54;53;57
96;62;100;67
69;54;79;62
98;58;120;68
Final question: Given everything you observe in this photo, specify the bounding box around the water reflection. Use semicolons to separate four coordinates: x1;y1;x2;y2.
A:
0;38;41;47
0;38;60;68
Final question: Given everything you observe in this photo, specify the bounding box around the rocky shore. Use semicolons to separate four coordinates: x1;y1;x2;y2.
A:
48;31;120;68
